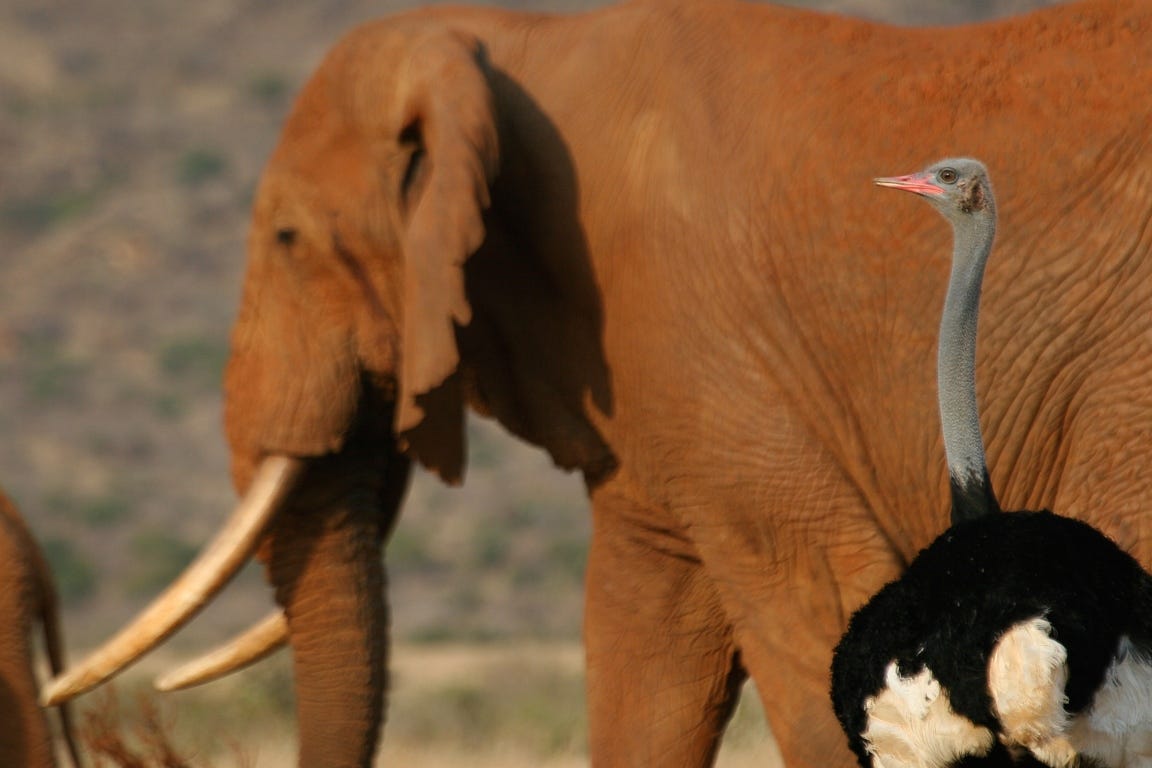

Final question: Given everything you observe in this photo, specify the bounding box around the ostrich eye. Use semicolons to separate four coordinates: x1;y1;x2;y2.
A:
938;168;958;184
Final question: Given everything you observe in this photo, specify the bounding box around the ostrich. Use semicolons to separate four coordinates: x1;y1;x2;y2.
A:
829;159;1152;768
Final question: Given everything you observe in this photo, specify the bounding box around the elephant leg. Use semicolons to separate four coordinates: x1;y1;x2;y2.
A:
585;484;745;768
0;516;54;768
0;649;53;768
262;452;408;768
687;503;902;768
737;610;847;768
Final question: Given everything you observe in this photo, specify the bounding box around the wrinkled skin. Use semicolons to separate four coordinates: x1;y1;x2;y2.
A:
0;490;78;768
222;0;1152;766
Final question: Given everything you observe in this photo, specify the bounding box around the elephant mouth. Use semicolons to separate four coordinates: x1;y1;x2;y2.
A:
40;455;304;706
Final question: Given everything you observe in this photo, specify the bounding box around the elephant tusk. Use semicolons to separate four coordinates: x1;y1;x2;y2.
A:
154;610;288;692
41;455;304;706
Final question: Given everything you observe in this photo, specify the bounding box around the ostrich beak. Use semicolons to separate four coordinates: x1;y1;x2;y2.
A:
874;172;945;197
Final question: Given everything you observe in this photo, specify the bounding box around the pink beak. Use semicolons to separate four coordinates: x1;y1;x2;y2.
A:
873;172;945;197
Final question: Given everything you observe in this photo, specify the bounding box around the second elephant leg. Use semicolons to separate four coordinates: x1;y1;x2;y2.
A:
0;512;55;768
585;485;745;768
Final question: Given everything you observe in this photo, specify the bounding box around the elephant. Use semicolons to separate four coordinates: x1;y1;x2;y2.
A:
0;489;81;768
44;0;1152;766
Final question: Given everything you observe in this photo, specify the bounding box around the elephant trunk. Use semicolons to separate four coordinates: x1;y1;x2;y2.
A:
261;446;410;768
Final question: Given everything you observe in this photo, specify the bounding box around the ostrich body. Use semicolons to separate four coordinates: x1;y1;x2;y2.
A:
829;159;1152;768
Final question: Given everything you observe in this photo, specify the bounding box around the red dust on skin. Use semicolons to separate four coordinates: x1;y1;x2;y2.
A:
874;172;947;197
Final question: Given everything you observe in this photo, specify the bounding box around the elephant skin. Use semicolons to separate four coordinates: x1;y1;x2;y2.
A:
0;490;79;768
216;0;1152;766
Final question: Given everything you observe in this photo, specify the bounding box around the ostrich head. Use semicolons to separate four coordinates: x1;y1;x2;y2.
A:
874;158;994;223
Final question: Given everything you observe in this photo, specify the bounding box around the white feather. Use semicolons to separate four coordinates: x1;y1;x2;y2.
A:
988;616;1074;767
1070;637;1152;768
863;661;994;768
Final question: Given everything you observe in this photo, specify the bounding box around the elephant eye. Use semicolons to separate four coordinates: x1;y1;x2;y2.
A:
938;168;958;184
275;227;297;247
403;147;427;201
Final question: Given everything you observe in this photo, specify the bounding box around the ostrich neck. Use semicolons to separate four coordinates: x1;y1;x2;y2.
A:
938;212;1001;522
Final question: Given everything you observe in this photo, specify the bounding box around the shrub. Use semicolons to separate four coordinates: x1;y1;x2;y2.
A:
26;357;86;403
158;336;228;389
45;491;132;528
41;537;97;605
386;528;438;573
1;189;97;235
127;532;197;597
78;688;226;768
391;658;586;755
472;524;510;569
547;536;587;585
177;149;227;186
152;393;188;421
248;73;290;108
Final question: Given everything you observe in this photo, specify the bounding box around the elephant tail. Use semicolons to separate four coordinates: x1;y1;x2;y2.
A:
32;543;85;768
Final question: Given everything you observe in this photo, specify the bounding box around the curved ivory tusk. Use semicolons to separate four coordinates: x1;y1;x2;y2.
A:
154;610;288;692
41;455;304;706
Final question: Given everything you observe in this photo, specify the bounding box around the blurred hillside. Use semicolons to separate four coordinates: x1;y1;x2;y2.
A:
0;0;1064;657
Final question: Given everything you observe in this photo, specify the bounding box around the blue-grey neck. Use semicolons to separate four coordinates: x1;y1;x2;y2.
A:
939;212;1001;522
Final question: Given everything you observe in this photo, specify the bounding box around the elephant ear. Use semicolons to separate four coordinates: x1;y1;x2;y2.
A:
391;29;499;480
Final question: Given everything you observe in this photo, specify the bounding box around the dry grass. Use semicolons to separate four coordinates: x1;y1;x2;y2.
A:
59;642;782;768
74;689;216;768
238;730;781;768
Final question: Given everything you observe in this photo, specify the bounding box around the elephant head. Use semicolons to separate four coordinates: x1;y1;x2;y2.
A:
43;19;501;767
227;19;499;487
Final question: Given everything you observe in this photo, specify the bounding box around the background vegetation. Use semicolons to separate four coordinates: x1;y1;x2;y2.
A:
1;0;1063;764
